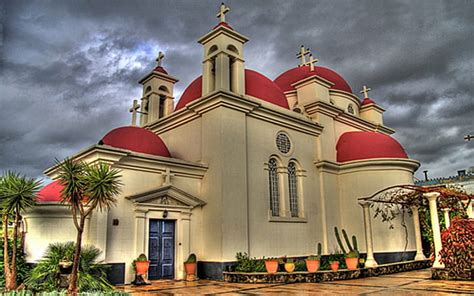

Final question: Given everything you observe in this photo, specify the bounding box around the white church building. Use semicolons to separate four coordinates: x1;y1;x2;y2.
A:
25;4;420;284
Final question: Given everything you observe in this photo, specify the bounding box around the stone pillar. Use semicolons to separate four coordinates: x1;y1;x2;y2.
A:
202;59;214;95
134;209;147;256
359;201;378;267
424;192;444;268
215;52;230;91
410;205;426;261
277;165;289;217
442;208;450;228
230;58;245;95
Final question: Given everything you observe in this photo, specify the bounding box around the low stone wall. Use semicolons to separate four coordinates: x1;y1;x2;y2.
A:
224;260;431;283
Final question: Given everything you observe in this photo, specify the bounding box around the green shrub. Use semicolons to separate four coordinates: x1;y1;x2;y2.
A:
25;242;113;292
0;238;31;288
235;252;265;272
294;259;306;271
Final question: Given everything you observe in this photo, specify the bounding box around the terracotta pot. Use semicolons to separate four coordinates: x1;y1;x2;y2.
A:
345;257;359;270
305;259;320;272
184;262;197;275
265;260;279;273
330;261;339;271
284;263;295;273
135;261;150;275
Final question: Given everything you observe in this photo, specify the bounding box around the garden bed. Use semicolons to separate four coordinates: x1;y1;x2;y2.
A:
431;267;473;281
224;260;431;283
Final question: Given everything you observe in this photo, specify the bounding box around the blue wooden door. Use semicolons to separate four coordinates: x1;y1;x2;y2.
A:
148;219;175;279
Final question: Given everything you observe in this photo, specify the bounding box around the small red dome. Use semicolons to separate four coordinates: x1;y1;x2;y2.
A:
336;131;408;163
274;65;353;94
175;69;289;110
361;98;376;105
101;126;171;157
153;66;168;74
37;180;63;203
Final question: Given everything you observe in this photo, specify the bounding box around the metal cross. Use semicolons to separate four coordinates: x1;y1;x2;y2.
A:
465;134;474;141
296;45;311;66
156;51;165;67
129;99;140;126
360;85;372;99
162;168;175;185
217;3;230;23
303;53;318;71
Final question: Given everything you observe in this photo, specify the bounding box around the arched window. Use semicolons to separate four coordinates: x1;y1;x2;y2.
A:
268;158;280;217
347;104;354;114
288;162;299;217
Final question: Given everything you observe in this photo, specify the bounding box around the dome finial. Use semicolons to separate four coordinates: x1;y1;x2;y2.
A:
360;85;371;99
217;2;230;23
156;51;165;67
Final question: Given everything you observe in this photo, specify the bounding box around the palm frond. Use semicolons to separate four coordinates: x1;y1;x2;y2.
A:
0;171;42;214
83;163;122;212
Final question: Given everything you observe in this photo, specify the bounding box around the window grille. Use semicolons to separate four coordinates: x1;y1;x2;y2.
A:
268;158;280;216
276;132;291;154
288;162;299;217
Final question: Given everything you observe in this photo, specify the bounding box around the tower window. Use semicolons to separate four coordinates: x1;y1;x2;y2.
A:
268;158;280;217
347;104;354;114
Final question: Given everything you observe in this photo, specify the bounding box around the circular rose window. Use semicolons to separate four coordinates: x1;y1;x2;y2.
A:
276;132;291;154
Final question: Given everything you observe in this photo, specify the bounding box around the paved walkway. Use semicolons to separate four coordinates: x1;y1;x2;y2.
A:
117;269;473;295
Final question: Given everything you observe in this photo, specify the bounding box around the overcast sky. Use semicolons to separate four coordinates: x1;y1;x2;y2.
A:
0;0;473;183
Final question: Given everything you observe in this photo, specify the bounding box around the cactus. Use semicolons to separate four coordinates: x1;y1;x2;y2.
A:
334;227;347;254
342;229;354;252
334;227;359;257
317;242;322;257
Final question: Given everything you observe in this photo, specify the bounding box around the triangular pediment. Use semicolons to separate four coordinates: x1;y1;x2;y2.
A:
126;185;205;209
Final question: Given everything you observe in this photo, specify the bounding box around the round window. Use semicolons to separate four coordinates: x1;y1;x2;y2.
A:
276;132;291;154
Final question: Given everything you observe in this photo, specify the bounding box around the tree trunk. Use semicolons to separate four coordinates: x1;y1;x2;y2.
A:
8;212;20;290
3;214;12;291
67;216;85;295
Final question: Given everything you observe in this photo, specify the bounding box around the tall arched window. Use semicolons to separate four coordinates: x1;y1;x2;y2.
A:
288;162;299;217
268;158;280;217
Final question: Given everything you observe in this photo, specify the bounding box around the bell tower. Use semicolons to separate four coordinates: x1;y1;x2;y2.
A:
137;52;179;126
198;3;249;96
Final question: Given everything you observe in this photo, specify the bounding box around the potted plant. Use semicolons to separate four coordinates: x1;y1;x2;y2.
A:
284;258;295;273
184;253;197;281
335;227;359;270
328;250;341;271
134;253;150;275
306;243;322;272
264;257;279;273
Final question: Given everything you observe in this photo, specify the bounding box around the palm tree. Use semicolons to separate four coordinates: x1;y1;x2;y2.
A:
55;158;121;294
0;171;42;291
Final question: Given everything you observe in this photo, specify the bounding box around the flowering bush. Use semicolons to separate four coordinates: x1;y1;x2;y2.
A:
439;217;473;278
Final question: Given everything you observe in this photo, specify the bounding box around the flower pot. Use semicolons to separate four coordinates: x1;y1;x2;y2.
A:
59;262;73;274
305;259;320;272
284;262;295;273
135;261;150;275
184;262;197;275
345;257;358;270
330;262;339;271
265;260;279;273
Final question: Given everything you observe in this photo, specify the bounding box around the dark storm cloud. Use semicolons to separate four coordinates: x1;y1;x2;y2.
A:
0;0;473;181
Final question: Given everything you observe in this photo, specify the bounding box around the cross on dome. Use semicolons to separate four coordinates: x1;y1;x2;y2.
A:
303;53;318;71
296;45;310;66
129;99;140;126
156;51;165;67
217;2;230;23
360;85;372;99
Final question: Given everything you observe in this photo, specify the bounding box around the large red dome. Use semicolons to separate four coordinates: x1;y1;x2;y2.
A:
101;126;171;157
37;180;63;203
175;69;289;110
274;65;353;94
336;131;408;162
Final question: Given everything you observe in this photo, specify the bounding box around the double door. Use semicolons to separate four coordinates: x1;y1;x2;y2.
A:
148;219;175;279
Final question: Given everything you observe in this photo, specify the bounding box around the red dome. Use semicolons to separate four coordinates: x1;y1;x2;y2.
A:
153;66;168;74
336;131;408;162
274;65;353;93
101;126;171;157
37;180;63;203
175;69;289;110
361;98;376;105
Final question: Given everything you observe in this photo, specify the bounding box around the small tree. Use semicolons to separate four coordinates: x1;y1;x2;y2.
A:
55;158;121;294
0;171;41;291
